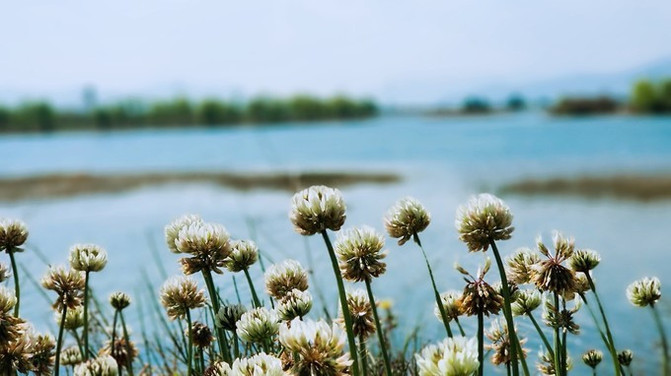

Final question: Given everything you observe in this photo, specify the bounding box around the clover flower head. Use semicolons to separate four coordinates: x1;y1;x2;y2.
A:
109;292;131;311
277;288;313;321
537;350;573;375
543;300;581;334
456;193;514;252
0;219;28;251
215;304;247;332
74;355;118;376
165;214;203;254
56;305;84;330
582;349;603;369
41;266;86;312
617;349;633;366
457;259;504;317
60;346;83;366
434;290;463;322
236;307;279;344
626;276;661;307
69;244;108;273
225;240;259;272
511;289;542;316
335;226;387;282
100;338;138;369
230;353;286;376
159;276;206;320
486;319;528;366
264;259;309;300
531;232;577;297
338;289;375;340
569;249;601;273
506;248;540;285
415;336;480;376
384;197;431;246
0;262;11;283
289;185;346;236
189;321;214;348
176;222;232;275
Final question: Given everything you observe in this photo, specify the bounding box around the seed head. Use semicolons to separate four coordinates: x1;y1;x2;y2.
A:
335;226;387;282
69;244;108;273
531;233;577;297
100;338;137;370
434;290;463;322
289;185;346;236
537;350;573;375
384;197;431;246
626;276;661;307
415;336;480;376
455;194;514;252
165;214;203;254
74;355;119;376
338;289;375;340
109;292;131;311
486;319;528;366
0;219;28;251
215;304;247;332
511;289;542;316
56;305;84;330
176;222;232;275
0;287;23;345
582;349;603;369
189;321;214;348
458;259;503;317
264;259;309;300
236;307;279;344
543;300;581;334
230;353;286;376
60;346;83;366
277;289;313;321
279;318;352;376
569;249;601;273
0;333;34;373
0;263;10;283
159;277;206;320
225;240;259;272
41;266;86;312
617;349;633;366
205;361;231;376
506;248;540;285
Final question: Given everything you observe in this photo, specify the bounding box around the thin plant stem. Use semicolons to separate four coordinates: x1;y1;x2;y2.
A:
8;250;20;316
70;330;85;358
477;311;484;376
413;233;453;338
185;309;194;376
320;230;360;376
585;273;622;376
83;271;90;360
119;310;135;376
111;310;119;373
243;268;261;308
364;279;392;376
651;304;669;376
527;312;554;357
359;335;368;376
506;361;511;376
552;293;563;376
202;269;231;363
199;347;205;375
54;306;68;376
455;317;466;336
489;239;520;376
579;293;620;374
232;331;240;359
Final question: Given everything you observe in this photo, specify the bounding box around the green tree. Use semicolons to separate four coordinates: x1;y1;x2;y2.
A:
631;80;659;113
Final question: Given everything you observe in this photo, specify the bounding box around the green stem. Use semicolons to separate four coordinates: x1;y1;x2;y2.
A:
489;239;520;376
478;311;484;376
364;279;392;376
83;271;90;360
8;250;19;317
201;269;230;363
553;293;563;376
527;312;554;358
185;309;193;376
580;293;619;374
54;306;68;376
413;233;453;338
243;268;262;308
199;346;205;375
359;335;368;376
111;310;119;373
119;311;135;376
321;230;360;376
455;317;466;336
585;273;622;376
651;304;669;376
232;331;240;359
71;330;85;358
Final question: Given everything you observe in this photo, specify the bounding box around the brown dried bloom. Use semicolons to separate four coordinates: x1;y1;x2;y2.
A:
582;349;602;369
176;222;232;275
215;304;247;332
455;193;514;252
0;286;24;345
100;338;138;369
225;240;259;272
289;185;346;236
159;277;206;320
0;333;34;373
338;289;375;340
531;232;577;297
384;197;431;246
457;259;504;317
31;333;56;376
109;292;131;311
618;349;633;367
537;350;573;375
264;259;309;300
0;219;28;252
434;290;463;322
486;319;528;366
0;263;10;283
189;321;214;348
543;300;580;334
335;226;387;282
506;248;540;285
41;266;85;312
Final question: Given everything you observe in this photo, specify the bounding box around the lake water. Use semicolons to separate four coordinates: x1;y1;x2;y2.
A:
2;112;670;373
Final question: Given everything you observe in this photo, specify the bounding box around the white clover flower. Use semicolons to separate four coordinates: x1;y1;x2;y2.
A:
264;259;309;300
384;197;431;246
69;244;108;273
626;276;661;307
415;336;479;376
279;318;352;375
455;193;514;252
338;289;375;340
225;240;259;272
60;346;83;366
236;307;279;344
335;226;387;282
159;276;206;320
56;304;84;330
506;248;540;285
569;249;601;273
0;218;28;251
176;222;232;274
165;214;203;254
511;289;542;316
289;185;346;236
109;292;131;311
74;355;118;376
0;285;17;314
434;290;463;322
230;352;287;376
277;288;313;321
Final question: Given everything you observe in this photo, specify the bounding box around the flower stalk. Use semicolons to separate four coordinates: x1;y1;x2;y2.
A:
365;279;392;376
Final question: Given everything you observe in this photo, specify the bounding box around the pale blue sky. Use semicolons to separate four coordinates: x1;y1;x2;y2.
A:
2;1;671;104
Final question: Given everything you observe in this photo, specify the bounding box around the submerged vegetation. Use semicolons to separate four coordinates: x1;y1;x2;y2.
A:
0;187;669;375
0;95;378;133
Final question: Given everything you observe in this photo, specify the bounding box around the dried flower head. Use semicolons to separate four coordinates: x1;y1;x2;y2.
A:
531;232;577;297
30;333;55;375
100;338;137;370
457;259;504;317
176;222;232;275
215;304;247;332
74;355;119;376
236;307;279;344
617;349;633;367
289;185;346;236
159;277;206;320
573;274;591;297
582;349;602;369
434;290;463;322
0;333;34;373
335;226;387;282
626;276;661;307
264;259;309;300
69;244;108;273
165;214;203;254
455;194;514;252
41;266;85;312
225;240;259;272
338;289;375;340
60;346;83;366
279;318;352;376
0;287;23;345
506;248;540;285
0;263;10;283
486;319;528;366
511;289;542;316
0;219;28;251
189;321;214;348
543;300;581;334
384;197;431;246
230;353;287;376
57;305;84;330
415;336;480;376
205;361;231;376
537;350;573;375
569;249;601;273
109;292;131;311
277;289;313;321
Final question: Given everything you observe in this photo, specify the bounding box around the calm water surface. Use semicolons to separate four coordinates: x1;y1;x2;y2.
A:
2;113;670;373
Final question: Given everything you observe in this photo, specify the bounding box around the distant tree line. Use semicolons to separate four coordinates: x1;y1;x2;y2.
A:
630;79;671;114
0;95;378;133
